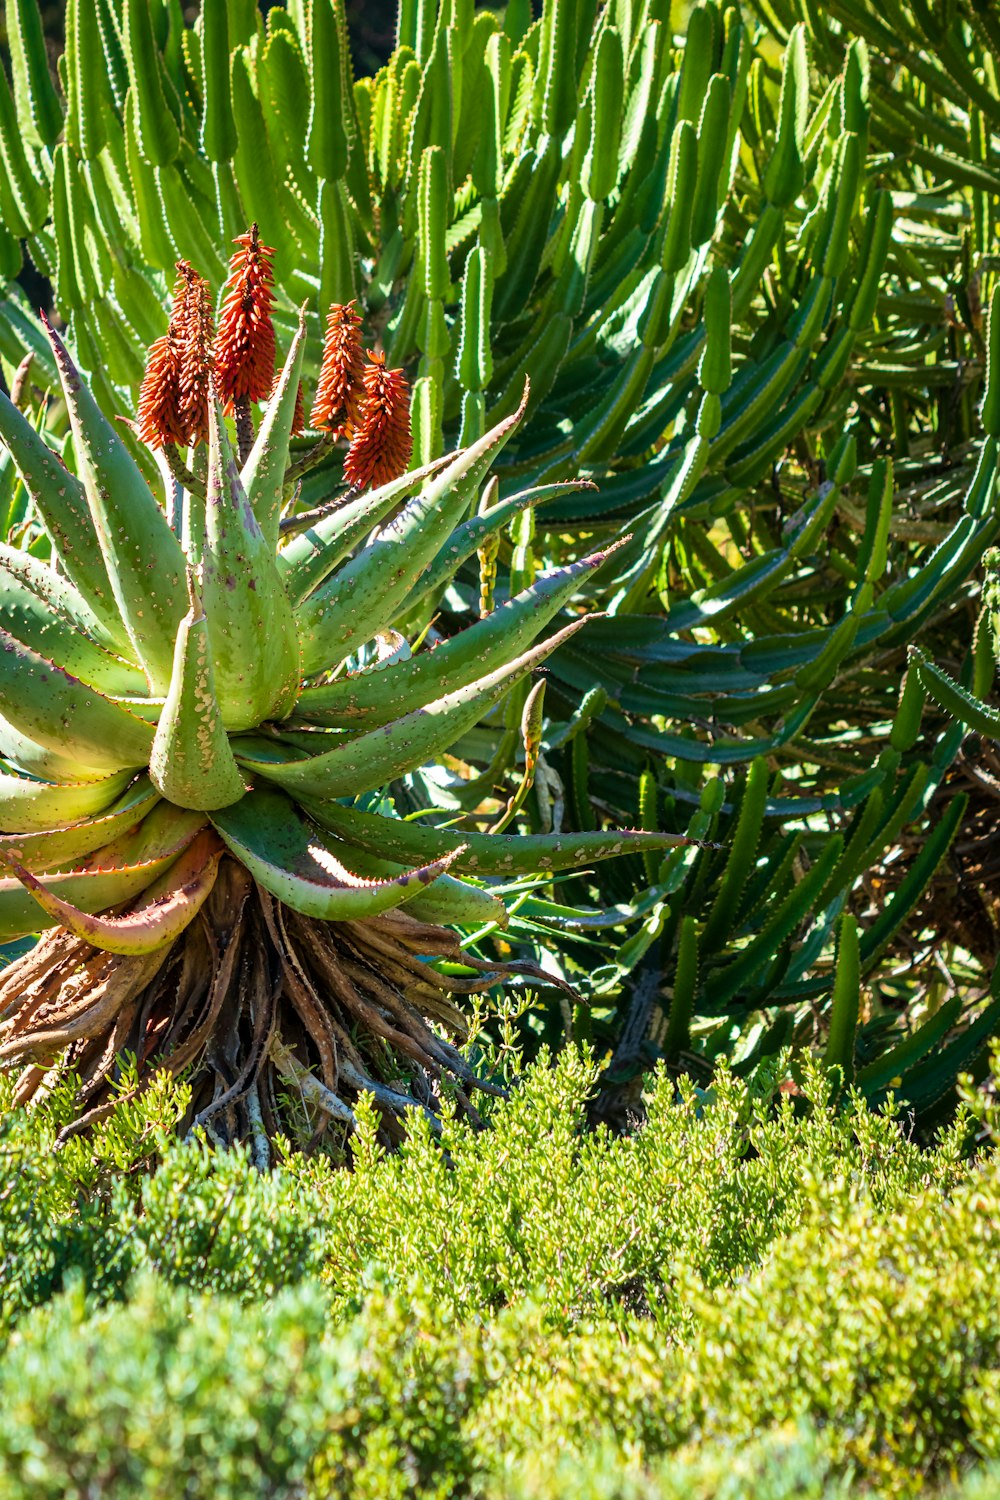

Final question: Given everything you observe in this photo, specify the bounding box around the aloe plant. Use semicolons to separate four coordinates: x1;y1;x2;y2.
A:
0;232;701;1149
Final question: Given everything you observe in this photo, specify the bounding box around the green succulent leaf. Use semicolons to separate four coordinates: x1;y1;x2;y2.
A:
0;776;159;874
0;629;155;774
194;399;301;731
44;318;186;692
149;592;248;812
304;798;705;877
236;617;587;800
209;784;463;920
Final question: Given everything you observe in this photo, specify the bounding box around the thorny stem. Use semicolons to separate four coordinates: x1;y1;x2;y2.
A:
162;443;202;497
284;434;335;487
234;397;255;465
279;485;360;537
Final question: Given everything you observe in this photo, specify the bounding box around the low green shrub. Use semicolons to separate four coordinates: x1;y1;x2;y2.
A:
3;1055;1000;1495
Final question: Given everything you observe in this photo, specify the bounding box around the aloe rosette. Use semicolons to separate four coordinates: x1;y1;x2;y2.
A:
0;301;697;1151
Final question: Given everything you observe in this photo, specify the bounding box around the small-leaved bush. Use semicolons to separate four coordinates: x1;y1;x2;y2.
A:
2;1052;1000;1496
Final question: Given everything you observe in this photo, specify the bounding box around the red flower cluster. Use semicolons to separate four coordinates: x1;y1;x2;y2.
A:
176;263;214;446
135;227;413;492
310;301;365;439
136;332;187;450
310;300;412;490
343;352;413;492
137;261;214;450
213;224;276;409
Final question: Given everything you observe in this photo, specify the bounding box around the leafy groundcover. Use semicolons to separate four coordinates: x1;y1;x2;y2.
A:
2;1048;1000;1498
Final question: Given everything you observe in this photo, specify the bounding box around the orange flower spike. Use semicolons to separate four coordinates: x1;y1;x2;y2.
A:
310;301;366;438
343;352;413;491
136;333;187;450
175;262;215;447
214;223;277;408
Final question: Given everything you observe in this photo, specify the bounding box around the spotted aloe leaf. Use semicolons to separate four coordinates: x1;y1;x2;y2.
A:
149;584;247;810
0;767;136;833
4;827;224;953
187;398;301;731
0;391;130;654
0;543;148;697
0;629;155;773
0;776;159;872
0;804;205;942
242;306;308;551
297;548;615;729
43;317;186;692
235;617;587;799
209;783;464;920
297;384;531;676
305;799;703;878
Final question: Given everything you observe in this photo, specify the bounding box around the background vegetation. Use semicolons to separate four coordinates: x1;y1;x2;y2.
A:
3;1048;1000;1497
1;0;1000;1492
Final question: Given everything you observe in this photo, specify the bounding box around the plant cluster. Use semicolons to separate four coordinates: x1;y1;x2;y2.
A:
2;1052;1000;1495
0;0;999;1114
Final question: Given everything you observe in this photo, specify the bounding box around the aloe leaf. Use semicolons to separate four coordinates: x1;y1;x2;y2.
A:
278;455;453;605
237;617;587;799
0;805;204;943
0;767;135;834
298;385;531;676
297;547;613;727
243;308;308;551
0;777;159;873
0;392;130;655
43;318;186;693
149;592;248;812
321;840;509;928
0;716;118;784
195;399;301;731
4;828;223;955
0;545;148;698
303;797;704;876
401;482;591;612
209;783;462;920
0;629;155;773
